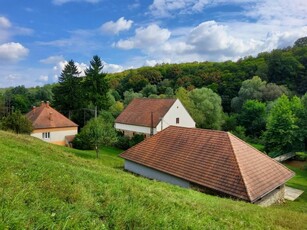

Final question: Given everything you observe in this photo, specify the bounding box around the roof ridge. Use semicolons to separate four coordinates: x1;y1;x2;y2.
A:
227;132;252;201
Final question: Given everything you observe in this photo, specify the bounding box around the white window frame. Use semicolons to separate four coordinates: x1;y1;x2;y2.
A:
42;132;50;139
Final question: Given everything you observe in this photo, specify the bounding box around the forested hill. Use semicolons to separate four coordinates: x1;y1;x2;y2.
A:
107;37;307;112
1;37;307;157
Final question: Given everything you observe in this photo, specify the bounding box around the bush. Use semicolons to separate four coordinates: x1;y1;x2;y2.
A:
295;152;307;161
114;134;130;150
114;133;145;150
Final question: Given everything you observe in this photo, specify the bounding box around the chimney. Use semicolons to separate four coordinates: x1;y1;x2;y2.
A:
41;101;45;106
32;106;36;111
46;101;50;108
49;112;53;121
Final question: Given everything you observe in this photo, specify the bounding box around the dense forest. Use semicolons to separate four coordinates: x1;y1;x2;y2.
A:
1;37;307;157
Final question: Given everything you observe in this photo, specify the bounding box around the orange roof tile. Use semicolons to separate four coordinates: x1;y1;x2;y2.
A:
115;98;176;127
26;102;78;129
120;126;294;202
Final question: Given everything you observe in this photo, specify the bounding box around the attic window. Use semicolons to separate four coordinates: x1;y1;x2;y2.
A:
176;117;180;124
42;132;50;139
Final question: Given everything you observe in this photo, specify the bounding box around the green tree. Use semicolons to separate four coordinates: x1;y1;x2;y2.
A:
294;37;307;48
73;112;117;158
109;101;124;117
238;100;266;138
123;90;143;106
84;55;109;110
1;111;33;134
4;86;32;113
297;93;307;149
52;60;83;117
264;95;298;156
141;84;157;97
189;87;224;129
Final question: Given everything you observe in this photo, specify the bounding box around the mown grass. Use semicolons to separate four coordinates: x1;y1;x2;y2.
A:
0;131;307;229
274;162;307;213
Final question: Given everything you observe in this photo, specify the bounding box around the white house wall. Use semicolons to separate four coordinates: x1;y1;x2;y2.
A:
31;128;77;145
156;99;195;132
124;160;190;188
115;123;157;135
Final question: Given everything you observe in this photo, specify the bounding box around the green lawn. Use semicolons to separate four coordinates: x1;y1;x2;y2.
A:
1;131;307;229
275;162;307;213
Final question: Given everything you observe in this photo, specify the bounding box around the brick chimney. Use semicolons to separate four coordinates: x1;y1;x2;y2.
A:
46;101;50;108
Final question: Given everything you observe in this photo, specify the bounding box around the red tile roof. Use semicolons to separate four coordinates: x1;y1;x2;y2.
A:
120;126;294;202
115;98;176;127
26;102;78;129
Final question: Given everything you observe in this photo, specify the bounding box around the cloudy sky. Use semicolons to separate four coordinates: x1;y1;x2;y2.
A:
0;0;306;87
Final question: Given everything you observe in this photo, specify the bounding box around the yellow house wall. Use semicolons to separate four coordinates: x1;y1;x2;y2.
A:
31;127;78;146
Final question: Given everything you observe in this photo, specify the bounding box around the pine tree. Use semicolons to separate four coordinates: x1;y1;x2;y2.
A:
52;60;83;117
84;55;109;111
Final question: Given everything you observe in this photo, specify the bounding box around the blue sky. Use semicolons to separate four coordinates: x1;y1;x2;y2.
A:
0;0;306;87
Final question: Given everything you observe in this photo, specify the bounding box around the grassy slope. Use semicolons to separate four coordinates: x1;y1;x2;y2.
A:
0;131;307;229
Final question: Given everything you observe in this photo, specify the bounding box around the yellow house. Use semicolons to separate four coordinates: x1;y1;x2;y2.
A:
26;101;78;146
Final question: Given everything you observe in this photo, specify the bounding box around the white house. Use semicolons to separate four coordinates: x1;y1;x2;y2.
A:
26;101;78;146
115;98;195;137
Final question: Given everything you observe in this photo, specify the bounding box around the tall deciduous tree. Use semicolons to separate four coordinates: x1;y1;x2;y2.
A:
84;55;109;111
238;100;266;138
188;87;224;130
264;95;298;156
52;60;83;117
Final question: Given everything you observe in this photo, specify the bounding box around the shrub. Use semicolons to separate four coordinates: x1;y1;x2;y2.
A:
114;133;145;150
295;152;307;161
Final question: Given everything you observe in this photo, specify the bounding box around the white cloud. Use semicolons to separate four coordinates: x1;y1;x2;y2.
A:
39;75;49;82
52;0;100;5
0;42;29;63
53;60;88;76
0;16;11;28
102;62;124;73
245;0;307;27
115;24;171;50
40;55;65;64
0;16;32;43
101;17;133;35
149;0;211;17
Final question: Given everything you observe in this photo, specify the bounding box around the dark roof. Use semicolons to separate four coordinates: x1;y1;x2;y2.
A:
26;102;78;129
120;126;294;202
115;98;176;127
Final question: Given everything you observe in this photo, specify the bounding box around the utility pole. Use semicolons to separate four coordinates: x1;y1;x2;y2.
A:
160;117;163;131
150;112;154;136
95;106;97;118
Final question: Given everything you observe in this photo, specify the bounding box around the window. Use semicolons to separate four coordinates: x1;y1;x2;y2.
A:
176;117;180;124
42;132;50;139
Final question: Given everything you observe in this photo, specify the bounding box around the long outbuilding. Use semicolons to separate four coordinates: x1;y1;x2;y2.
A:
120;126;294;206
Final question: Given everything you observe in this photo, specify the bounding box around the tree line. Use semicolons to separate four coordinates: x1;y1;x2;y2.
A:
1;37;307;157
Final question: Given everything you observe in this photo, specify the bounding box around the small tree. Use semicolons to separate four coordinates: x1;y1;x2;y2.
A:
1;111;33;134
73;112;117;158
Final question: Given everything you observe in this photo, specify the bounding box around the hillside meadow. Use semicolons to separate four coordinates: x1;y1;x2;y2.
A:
0;131;307;229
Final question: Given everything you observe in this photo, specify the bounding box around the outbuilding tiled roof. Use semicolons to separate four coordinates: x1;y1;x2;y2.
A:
26;102;78;129
115;98;176;127
120;126;294;202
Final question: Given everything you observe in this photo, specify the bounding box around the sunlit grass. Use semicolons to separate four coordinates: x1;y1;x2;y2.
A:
0;130;306;229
